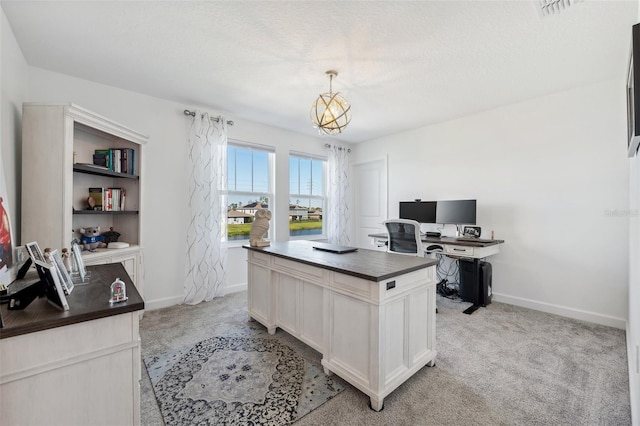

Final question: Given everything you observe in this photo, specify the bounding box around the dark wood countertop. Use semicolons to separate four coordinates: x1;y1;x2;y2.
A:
368;233;505;247
0;263;144;339
243;240;437;282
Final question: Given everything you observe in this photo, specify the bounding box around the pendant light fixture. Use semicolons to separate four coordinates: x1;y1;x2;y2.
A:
310;70;352;135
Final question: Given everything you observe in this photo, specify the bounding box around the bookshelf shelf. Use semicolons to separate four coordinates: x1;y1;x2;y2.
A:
73;210;139;215
73;164;139;179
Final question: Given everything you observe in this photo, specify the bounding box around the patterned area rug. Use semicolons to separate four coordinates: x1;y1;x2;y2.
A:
144;336;344;425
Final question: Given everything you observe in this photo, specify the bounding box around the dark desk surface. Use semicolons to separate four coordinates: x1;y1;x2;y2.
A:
0;263;144;339
244;240;437;282
368;233;505;247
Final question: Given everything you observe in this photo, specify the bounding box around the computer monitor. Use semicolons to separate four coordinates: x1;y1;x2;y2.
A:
399;201;437;223
435;199;476;225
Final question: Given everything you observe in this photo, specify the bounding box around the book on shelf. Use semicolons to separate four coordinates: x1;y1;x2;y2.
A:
94;149;111;169
100;187;125;212
88;187;103;211
93;148;135;175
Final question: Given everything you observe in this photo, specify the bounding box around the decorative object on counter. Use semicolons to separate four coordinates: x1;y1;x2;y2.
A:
463;226;481;239
249;208;271;247
25;241;45;263
50;249;74;295
61;248;72;273
102;227;121;244
79;226;107;251
70;240;89;283
33;259;69;311
109;278;127;304
43;247;52;263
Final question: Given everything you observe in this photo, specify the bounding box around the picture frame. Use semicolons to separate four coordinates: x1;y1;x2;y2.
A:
25;241;45;263
33;259;69;311
50;249;74;294
71;240;87;283
463;226;481;239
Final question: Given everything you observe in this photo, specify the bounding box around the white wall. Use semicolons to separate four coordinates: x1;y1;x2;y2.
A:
0;8;28;284
23;67;328;309
629;141;639;425
628;8;640;426
353;79;629;328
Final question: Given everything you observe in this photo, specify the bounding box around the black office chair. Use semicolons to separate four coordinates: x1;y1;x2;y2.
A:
383;219;424;256
383;219;441;313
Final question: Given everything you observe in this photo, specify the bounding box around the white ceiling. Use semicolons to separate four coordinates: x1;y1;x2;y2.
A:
1;1;637;143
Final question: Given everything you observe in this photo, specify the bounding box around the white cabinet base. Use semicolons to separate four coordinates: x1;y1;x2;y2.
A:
246;248;436;411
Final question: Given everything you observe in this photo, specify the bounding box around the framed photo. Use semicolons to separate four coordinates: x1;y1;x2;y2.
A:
463;226;481;239
71;240;87;282
33;259;69;311
50;249;74;294
25;241;45;263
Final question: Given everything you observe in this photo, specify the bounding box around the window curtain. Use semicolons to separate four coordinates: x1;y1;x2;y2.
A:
184;112;228;304
326;145;352;245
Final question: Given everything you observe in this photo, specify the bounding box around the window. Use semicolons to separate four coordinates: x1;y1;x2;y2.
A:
289;154;326;238
226;142;274;241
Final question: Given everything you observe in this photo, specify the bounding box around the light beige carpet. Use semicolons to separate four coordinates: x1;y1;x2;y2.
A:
140;292;631;425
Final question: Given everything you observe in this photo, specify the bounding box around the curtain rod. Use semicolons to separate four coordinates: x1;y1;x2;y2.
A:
325;143;351;153
183;109;234;126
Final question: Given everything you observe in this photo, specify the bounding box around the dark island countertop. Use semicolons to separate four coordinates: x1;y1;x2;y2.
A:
243;240;437;282
1;263;144;339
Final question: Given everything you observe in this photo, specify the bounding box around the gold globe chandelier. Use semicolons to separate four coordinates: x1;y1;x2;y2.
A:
310;70;352;135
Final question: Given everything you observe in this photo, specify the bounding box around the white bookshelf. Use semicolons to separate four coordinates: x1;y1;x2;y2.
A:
21;103;147;291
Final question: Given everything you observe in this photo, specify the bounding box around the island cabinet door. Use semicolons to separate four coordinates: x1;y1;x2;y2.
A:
323;288;374;392
381;284;437;390
275;274;324;353
247;262;273;330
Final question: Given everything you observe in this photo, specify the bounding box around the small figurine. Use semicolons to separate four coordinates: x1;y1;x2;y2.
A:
249;208;272;247
43;247;53;264
61;248;72;273
79;227;107;251
109;278;127;304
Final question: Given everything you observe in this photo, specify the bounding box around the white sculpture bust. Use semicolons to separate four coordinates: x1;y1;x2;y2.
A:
249;208;272;247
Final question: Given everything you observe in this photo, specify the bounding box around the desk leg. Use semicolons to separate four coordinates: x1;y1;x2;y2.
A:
321;359;334;376
370;397;384;412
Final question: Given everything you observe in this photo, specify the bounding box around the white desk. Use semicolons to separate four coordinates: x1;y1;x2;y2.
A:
369;233;504;259
244;240;438;411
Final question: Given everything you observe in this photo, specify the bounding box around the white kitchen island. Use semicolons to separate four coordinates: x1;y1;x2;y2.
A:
244;240;438;411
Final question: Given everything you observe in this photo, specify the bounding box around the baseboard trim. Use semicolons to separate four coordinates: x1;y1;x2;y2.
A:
224;282;247;295
627;321;639;426
143;284;247;311
492;292;626;329
144;295;184;311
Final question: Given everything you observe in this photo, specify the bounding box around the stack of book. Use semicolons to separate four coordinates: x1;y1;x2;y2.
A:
93;148;135;175
88;187;126;211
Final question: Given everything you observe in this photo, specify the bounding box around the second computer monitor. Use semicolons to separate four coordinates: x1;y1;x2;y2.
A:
435;199;476;225
399;201;437;223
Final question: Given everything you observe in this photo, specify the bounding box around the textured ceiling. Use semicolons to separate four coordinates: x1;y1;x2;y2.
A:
1;1;637;143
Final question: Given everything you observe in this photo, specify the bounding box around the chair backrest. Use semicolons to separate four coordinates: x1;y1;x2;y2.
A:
383;219;424;256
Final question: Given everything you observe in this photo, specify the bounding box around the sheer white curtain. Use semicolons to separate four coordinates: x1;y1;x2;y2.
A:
184;112;228;304
326;145;352;245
